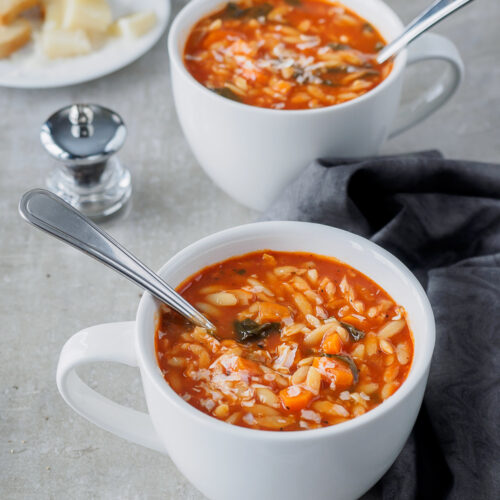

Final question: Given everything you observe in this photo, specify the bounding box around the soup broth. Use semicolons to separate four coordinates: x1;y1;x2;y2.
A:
155;250;413;431
183;0;392;109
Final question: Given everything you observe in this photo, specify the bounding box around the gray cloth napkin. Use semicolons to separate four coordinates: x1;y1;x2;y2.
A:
262;151;500;499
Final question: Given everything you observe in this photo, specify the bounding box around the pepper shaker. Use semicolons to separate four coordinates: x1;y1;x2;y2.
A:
40;103;131;218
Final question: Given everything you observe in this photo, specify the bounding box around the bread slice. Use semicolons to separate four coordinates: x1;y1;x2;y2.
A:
0;17;31;58
0;0;40;25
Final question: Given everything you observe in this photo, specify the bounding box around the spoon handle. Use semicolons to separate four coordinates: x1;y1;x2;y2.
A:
19;189;215;331
376;0;474;64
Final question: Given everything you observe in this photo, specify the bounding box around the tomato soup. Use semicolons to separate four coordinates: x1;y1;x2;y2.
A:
183;0;392;110
155;250;413;431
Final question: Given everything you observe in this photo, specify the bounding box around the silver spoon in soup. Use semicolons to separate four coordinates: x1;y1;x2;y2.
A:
19;189;216;332
376;0;475;64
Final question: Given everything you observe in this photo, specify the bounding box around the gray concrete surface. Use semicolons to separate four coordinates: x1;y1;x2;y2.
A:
1;0;498;498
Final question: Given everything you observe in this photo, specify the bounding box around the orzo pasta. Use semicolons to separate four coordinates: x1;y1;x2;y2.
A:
156;250;413;431
183;0;392;110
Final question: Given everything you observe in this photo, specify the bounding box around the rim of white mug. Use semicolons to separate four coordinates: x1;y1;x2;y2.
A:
135;221;435;442
168;0;407;115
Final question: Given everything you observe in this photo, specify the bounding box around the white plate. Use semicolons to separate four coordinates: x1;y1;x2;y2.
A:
0;0;170;88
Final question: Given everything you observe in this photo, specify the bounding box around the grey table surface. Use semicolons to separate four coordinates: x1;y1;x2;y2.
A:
1;0;498;498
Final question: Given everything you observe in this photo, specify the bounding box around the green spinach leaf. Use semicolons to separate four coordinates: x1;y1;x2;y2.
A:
325;65;349;74
220;2;247;18
340;321;365;342
221;2;273;19
321;79;339;87
212;87;242;102
233;319;280;343
246;3;273;18
328;42;350;51
363;22;374;33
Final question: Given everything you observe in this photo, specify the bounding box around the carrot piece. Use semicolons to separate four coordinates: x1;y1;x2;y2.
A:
226;356;262;376
257;301;291;323
271;79;293;95
202;30;237;48
332;366;354;387
313;357;354;388
321;333;342;354
235;357;261;374
279;386;313;412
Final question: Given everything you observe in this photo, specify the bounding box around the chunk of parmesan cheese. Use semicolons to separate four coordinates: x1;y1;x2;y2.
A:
62;0;112;33
41;28;91;58
109;11;157;39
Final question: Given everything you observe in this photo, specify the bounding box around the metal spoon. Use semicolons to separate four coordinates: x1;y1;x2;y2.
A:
19;189;216;332
376;0;474;64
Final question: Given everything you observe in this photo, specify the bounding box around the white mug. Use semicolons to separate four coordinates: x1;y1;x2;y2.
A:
57;221;435;500
168;0;464;211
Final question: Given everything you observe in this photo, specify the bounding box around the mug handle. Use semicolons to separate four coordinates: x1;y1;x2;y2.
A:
56;321;165;454
389;32;464;138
